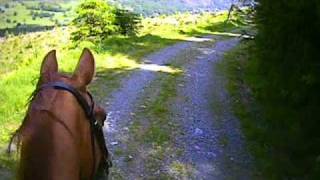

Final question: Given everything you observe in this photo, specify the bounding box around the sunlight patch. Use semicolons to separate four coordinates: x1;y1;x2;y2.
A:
186;37;213;42
139;64;182;74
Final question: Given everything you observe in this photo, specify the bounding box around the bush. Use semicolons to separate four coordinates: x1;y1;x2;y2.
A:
38;12;54;18
39;2;65;12
71;0;117;42
253;0;320;178
26;2;66;12
71;0;142;42
114;8;141;36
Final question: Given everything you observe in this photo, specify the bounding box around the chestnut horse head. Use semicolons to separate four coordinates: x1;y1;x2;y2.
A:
9;49;111;180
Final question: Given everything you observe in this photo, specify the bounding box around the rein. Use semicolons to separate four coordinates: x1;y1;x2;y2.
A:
38;82;112;177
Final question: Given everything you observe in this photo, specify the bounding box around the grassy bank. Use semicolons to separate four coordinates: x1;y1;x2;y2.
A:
218;41;271;176
219;40;315;178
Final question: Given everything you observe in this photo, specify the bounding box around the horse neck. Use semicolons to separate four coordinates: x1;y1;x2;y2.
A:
18;92;92;179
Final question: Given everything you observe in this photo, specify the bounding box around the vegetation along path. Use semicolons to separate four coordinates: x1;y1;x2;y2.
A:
103;36;258;179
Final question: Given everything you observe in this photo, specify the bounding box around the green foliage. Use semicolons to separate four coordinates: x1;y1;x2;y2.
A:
249;0;320;178
114;8;141;36
71;0;142;41
71;0;116;42
24;2;67;12
38;2;66;12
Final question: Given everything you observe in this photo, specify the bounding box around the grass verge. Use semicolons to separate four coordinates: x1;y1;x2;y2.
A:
218;40;279;178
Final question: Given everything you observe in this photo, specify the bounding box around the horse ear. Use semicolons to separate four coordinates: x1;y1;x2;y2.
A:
73;48;95;87
40;50;58;77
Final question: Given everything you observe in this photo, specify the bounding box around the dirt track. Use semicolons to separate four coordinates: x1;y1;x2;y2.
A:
104;36;258;179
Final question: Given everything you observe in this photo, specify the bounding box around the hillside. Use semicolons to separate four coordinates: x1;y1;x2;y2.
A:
0;0;248;36
111;0;241;16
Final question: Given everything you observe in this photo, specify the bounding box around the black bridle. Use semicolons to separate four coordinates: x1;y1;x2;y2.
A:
38;82;112;177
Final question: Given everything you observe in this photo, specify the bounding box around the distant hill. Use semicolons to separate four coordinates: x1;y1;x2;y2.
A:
110;0;249;16
0;0;249;17
0;0;250;34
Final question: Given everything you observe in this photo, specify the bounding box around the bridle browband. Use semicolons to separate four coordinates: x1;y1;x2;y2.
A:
38;82;112;177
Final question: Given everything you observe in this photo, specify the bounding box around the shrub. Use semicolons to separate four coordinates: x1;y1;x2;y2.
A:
39;2;65;12
253;0;320;178
71;0;117;42
114;8;141;36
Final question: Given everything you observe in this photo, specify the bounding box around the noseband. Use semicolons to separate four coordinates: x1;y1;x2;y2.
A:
38;82;112;177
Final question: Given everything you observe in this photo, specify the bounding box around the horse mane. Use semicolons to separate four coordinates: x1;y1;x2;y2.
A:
7;75;43;154
7;73;72;154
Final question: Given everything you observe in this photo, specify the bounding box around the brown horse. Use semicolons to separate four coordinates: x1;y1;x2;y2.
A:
9;49;111;180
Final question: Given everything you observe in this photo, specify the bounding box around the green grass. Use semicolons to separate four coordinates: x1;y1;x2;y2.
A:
143;73;180;145
218;41;277;178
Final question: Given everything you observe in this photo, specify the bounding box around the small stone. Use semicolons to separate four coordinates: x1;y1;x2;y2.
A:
130;112;136;116
123;127;129;131
194;145;200;150
128;155;133;160
111;141;118;145
208;152;216;157
194;128;203;135
230;157;234;161
140;105;147;109
178;84;184;87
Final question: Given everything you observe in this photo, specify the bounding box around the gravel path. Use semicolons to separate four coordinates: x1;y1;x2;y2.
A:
103;37;257;179
103;38;209;178
173;38;256;179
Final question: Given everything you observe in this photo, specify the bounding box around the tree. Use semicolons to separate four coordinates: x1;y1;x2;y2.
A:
254;0;320;178
71;0;117;42
114;8;141;36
